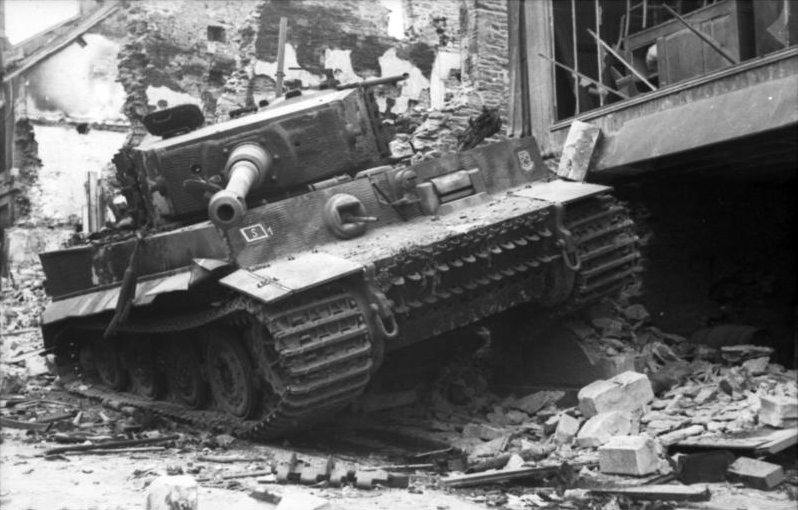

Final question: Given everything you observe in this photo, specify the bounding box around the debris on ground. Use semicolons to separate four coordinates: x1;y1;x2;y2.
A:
2;289;796;508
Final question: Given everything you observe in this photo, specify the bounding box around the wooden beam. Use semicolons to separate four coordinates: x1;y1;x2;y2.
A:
3;2;120;83
589;484;711;502
538;53;630;100
663;4;738;65
587;28;658;91
441;461;597;488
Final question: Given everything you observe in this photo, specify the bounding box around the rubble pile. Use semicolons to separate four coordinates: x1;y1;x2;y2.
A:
326;299;797;507
0;268;48;334
388;80;508;163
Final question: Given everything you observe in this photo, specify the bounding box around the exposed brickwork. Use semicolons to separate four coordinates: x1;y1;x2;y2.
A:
463;0;509;116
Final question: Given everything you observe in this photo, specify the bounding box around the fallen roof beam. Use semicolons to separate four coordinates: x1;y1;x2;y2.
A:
3;2;120;83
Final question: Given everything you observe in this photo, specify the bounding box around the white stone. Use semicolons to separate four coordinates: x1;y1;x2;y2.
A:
578;371;654;418
554;414;582;444
598;435;658;476
575;411;633;448
145;475;198;510
759;395;798;428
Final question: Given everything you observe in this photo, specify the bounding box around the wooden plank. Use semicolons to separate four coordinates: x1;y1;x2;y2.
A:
441;461;596;488
674;427;797;456
0;416;51;431
589;484;710;501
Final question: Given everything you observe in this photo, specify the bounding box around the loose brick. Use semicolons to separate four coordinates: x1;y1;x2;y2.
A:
554;414;582;444
578;371;654;418
758;395;798;428
727;456;785;490
575;411;633;448
598;435;658;476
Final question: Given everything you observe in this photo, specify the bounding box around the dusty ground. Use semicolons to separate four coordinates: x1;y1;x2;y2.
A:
0;431;487;510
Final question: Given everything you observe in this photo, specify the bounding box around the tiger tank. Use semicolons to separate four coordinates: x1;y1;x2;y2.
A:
39;77;641;439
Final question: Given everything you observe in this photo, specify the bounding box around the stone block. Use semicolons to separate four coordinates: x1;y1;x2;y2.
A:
598;435;658;476
758;395;798;428
575;411;633;448
578;371;654;418
556;120;601;181
145;475;198;510
554;414;582;444
727;457;785;490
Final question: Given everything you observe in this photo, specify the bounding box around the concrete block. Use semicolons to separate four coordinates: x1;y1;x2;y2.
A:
556;120;601;181
145;475;198;510
758;395;798;428
578;371;654;418
598;435;658;476
554;414;582;444
727;456;785;490
575;411;633;448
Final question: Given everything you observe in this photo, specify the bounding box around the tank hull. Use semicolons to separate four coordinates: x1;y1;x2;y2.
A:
39;137;641;439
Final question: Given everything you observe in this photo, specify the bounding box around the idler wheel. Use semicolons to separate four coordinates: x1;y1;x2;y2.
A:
91;340;129;391
162;339;207;409
205;331;256;419
126;340;165;399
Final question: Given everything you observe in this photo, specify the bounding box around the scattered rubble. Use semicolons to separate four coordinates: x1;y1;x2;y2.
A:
1;275;795;508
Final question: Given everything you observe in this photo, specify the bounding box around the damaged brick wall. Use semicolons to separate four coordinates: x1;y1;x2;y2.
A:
463;0;509;115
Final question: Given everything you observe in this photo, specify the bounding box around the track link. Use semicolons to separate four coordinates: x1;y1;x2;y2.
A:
564;194;642;309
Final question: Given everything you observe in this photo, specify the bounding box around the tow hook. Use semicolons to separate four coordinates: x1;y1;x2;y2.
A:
370;291;398;340
553;203;581;272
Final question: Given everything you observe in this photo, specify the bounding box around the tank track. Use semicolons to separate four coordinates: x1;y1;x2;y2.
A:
564;193;641;309
67;287;373;440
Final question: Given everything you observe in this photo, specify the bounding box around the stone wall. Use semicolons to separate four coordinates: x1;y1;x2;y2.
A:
463;0;509;116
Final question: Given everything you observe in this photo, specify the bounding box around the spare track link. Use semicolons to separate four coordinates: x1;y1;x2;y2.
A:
564;193;641;309
68;287;373;440
377;193;641;341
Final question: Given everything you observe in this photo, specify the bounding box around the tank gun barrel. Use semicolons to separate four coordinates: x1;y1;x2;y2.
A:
208;143;273;228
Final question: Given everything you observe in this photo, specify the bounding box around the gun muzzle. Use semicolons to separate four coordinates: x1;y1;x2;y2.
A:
208;143;272;228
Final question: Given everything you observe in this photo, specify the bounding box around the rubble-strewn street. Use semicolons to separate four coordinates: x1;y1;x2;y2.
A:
2;0;796;509
2;266;796;509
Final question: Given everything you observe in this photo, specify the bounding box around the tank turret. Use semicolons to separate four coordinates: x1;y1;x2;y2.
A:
115;76;408;229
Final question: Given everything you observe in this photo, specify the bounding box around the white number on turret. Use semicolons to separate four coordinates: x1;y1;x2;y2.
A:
240;224;273;243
